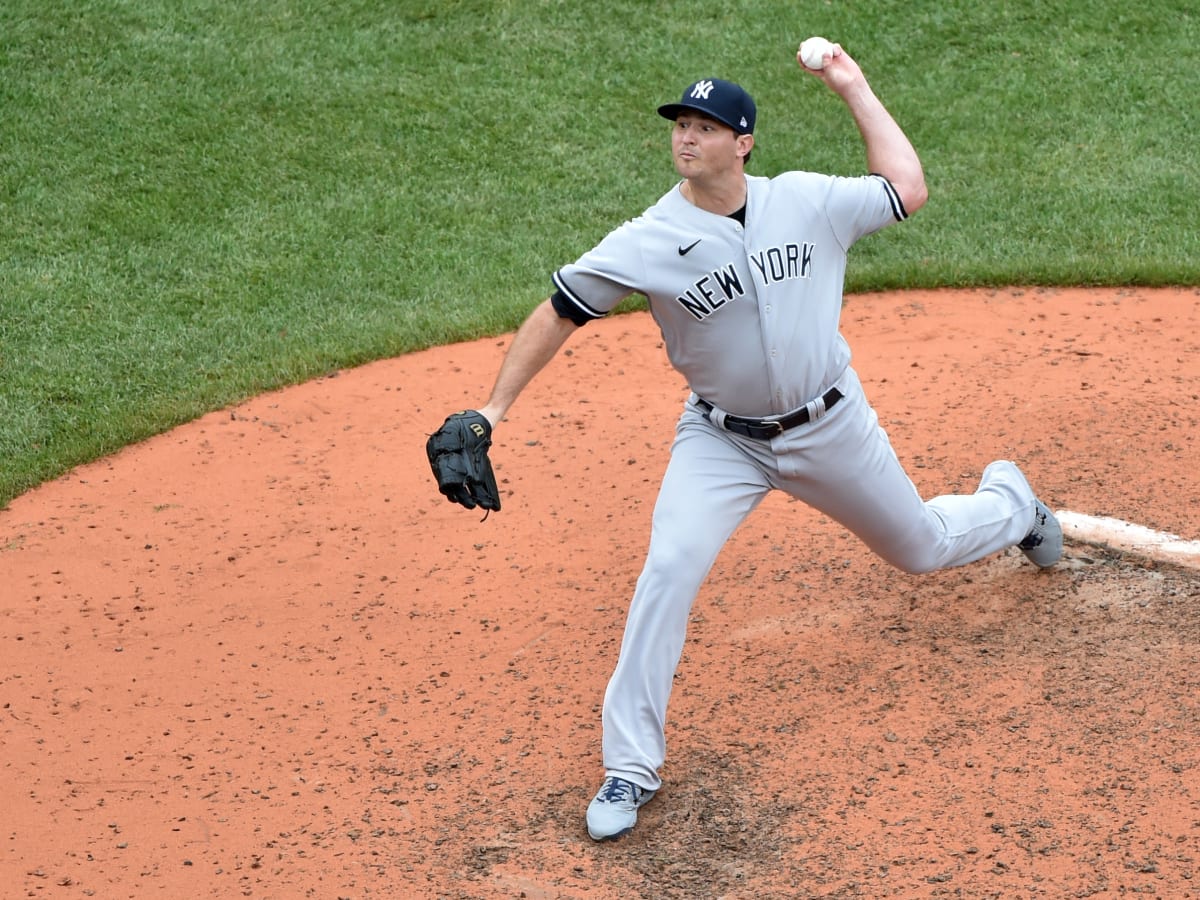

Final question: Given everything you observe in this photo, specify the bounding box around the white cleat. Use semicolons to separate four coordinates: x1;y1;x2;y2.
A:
586;776;656;841
1019;500;1063;568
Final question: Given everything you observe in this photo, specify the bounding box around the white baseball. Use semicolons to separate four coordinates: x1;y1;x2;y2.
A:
800;36;835;70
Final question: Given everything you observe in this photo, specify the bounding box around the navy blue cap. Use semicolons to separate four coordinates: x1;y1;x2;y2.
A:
657;78;756;135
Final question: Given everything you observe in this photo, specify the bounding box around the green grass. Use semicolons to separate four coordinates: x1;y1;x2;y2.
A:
1;0;1197;506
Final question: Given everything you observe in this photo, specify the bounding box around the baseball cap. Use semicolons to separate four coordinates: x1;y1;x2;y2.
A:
657;78;756;135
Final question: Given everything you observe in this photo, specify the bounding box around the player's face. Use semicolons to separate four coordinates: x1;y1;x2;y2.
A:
670;113;750;180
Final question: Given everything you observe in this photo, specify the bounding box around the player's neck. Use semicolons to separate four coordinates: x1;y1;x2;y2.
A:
681;173;747;217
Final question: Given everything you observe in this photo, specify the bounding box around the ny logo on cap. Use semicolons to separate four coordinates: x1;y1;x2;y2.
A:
690;80;715;100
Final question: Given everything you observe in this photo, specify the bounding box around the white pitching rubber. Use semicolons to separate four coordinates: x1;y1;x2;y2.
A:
1057;510;1200;570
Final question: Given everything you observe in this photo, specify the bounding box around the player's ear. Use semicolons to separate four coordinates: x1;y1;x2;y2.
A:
736;133;754;161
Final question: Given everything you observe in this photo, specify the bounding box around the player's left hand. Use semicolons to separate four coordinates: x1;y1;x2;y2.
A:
426;410;502;512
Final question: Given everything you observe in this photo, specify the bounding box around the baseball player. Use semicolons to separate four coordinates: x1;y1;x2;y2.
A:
428;41;1063;841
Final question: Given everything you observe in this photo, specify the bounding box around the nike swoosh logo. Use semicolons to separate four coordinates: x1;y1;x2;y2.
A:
678;239;701;256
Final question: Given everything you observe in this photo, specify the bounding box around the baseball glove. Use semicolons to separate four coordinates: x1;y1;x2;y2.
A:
426;410;501;512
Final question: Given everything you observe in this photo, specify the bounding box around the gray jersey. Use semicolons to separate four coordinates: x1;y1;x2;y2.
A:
569;79;1056;826
553;172;905;417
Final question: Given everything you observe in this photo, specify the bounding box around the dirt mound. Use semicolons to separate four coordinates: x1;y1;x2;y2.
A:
2;287;1198;898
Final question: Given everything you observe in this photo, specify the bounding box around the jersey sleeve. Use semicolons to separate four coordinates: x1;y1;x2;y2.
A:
822;173;908;249
775;171;907;251
550;220;646;323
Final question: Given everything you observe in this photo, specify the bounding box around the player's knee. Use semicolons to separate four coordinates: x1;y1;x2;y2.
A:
884;547;942;576
897;557;940;576
643;533;720;584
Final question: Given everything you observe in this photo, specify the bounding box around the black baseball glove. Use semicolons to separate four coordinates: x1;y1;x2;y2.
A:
426;410;501;512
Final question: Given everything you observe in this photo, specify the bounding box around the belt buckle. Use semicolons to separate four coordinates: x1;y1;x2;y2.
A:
759;419;784;438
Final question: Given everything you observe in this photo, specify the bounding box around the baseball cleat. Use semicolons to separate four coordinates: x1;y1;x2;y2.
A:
586;776;656;841
1019;500;1063;568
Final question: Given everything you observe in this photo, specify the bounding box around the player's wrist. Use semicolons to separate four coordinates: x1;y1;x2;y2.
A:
833;76;875;108
477;405;502;429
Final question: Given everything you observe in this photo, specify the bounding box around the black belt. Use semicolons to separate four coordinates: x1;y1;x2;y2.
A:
694;387;844;440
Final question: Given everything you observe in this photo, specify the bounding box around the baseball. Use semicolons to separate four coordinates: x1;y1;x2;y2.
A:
799;36;835;70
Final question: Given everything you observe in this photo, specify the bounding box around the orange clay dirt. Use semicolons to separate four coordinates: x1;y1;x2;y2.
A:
3;286;1200;900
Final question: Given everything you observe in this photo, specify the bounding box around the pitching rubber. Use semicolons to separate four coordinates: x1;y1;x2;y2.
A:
1057;511;1200;571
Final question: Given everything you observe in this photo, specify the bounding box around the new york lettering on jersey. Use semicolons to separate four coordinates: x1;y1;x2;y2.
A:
673;241;815;321
748;242;815;285
674;263;747;320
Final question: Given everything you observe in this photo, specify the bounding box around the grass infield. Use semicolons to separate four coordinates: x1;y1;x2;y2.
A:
1;0;1197;506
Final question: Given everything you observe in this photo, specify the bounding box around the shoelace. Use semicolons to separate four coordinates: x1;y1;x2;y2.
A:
599;778;638;803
